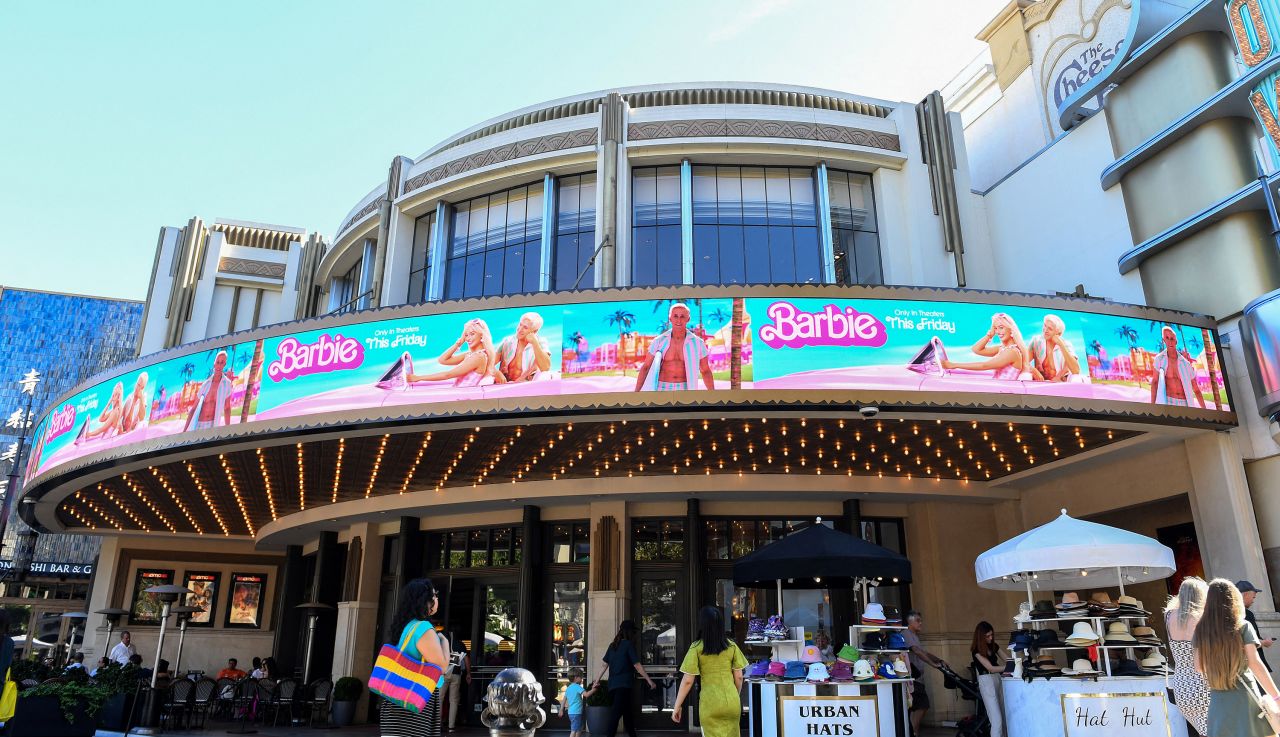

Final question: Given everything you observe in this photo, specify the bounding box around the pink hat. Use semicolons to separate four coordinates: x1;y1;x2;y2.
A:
801;645;822;664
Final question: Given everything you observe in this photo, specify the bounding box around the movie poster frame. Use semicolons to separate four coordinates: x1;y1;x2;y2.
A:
129;568;175;626
182;570;220;628
224;571;268;629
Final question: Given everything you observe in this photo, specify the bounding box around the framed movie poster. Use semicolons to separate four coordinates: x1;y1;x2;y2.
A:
226;572;267;629
130;569;174;625
183;571;219;627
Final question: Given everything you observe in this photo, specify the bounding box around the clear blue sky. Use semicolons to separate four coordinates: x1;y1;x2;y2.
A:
0;0;1008;301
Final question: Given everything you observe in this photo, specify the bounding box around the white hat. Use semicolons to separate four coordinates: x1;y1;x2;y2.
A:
853;659;875;681
1062;658;1099;675
861;603;886;622
807;662;831;682
893;659;910;676
1065;622;1100;645
1139;653;1171;673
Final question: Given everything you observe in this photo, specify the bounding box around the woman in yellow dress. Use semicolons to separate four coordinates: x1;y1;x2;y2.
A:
671;606;747;737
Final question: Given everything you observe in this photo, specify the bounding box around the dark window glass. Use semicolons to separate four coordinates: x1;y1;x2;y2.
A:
448;531;467;569
688;165;820;286
631;167;682;286
705;520;730;560
442;181;544;299
409;212;435;303
469;528;490;567
828;169;882;286
493;527;512;567
553;174;597;290
514;530;524;564
632;519;685;561
551;524;572;564
572;522;590;564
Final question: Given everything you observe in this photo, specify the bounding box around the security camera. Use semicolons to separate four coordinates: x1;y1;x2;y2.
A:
858;406;880;418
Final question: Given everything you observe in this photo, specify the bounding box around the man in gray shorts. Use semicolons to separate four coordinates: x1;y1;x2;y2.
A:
903;610;948;736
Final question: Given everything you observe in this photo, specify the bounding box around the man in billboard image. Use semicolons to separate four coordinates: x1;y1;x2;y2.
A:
635;303;714;391
183;350;234;430
1150;326;1206;408
493;311;552;383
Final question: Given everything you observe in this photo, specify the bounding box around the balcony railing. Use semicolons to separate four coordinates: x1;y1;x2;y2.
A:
329;290;373;316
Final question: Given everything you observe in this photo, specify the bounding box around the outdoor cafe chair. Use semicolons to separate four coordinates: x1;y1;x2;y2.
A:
214;677;236;718
190;677;219;728
306;678;332;727
253;678;277;723
267;678;299;726
161;677;195;730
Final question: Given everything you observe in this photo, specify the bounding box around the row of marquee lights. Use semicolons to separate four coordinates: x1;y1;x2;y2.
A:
57;417;1129;536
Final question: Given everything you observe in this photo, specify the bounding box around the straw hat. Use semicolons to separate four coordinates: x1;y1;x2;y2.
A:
1105;622;1136;643
1065;621;1100;645
1056;592;1083;609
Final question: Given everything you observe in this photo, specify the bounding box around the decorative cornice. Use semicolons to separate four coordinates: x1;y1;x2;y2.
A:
217;257;286;279
626;119;901;151
402;128;599;196
338;200;380;237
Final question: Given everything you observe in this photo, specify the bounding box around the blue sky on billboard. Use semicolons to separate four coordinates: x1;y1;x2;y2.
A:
0;0;1008;300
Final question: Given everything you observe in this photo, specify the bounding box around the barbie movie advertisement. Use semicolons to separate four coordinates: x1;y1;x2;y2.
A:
25;294;1231;481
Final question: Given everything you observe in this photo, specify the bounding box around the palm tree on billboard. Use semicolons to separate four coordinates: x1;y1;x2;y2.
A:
708;307;730;330
1114;324;1141;387
730;298;745;390
606;310;636;374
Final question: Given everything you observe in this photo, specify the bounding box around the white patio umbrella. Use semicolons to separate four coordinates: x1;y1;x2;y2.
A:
975;509;1176;604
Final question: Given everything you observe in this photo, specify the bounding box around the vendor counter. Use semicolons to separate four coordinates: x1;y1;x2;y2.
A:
1003;677;1188;737
746;679;910;737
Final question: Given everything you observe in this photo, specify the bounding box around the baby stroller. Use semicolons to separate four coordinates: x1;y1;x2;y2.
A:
938;661;989;737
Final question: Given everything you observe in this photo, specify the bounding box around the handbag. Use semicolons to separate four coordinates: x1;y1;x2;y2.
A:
1244;677;1280;734
369;620;446;714
0;669;16;722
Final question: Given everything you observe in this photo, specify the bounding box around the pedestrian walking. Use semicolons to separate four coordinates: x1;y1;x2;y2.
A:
671;606;747;737
378;578;448;737
592;619;657;737
1165;576;1210;735
1194;578;1280;737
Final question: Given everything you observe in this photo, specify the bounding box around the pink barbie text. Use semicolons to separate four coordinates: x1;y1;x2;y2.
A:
758;301;888;349
268;334;365;381
46;404;76;441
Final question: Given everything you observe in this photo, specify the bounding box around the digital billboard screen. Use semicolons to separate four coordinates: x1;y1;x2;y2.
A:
25;293;1231;481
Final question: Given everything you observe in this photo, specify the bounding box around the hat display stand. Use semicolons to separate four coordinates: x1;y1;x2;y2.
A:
974;511;1190;737
734;519;915;737
974;508;1176;677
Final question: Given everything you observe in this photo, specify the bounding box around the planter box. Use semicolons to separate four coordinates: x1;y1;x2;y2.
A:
586;703;617;735
8;695;96;737
332;699;357;727
98;692;137;731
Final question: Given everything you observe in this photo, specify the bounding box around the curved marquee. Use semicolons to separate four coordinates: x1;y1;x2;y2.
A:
23;285;1233;491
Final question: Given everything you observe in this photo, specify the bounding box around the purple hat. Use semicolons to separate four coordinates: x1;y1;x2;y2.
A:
767;661;786;679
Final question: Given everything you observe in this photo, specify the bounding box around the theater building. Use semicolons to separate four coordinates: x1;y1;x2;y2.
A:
20;4;1280;722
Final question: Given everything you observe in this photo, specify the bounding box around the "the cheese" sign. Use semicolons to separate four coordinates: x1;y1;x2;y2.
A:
1061;693;1170;737
779;695;879;737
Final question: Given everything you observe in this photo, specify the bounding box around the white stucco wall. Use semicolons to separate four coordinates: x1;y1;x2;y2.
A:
980;110;1145;303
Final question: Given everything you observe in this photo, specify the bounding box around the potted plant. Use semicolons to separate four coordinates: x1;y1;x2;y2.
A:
9;676;108;737
332;676;364;727
585;679;614;735
92;661;144;730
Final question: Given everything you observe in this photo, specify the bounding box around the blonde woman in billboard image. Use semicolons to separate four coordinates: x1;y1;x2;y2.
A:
75;381;127;445
1193;579;1280;737
1028;315;1081;382
120;372;150;432
940;313;1030;380
635;303;714;392
1151;326;1206;408
407;318;495;388
493;311;552;383
183;350;234;431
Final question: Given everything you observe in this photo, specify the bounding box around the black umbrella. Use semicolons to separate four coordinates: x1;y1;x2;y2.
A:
732;523;912;589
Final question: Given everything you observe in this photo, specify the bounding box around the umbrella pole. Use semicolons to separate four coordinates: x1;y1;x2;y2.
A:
776;579;783;622
1026;576;1034;609
1117;566;1126;597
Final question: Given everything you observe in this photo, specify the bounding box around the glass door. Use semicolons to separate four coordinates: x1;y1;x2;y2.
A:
543;577;588;716
632;571;685;731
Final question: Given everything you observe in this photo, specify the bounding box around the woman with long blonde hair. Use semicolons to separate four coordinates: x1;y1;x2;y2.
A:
942;313;1031;380
1165;577;1210;735
1194;578;1280;737
408;318;496;388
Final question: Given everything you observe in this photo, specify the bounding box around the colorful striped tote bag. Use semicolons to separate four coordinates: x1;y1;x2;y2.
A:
369;620;446;713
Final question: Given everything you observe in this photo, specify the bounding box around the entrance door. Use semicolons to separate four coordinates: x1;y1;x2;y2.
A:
543;576;588;717
436;577;519;727
632;571;686;730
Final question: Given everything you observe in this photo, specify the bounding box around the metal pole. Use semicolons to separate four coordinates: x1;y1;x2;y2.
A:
302;613;317;684
104;620;115;661
174;618;188;676
151;601;171;689
0;389;37;549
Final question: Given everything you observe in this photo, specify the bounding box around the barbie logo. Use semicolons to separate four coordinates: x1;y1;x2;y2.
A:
47;404;76;440
267;334;364;381
759;301;888;349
